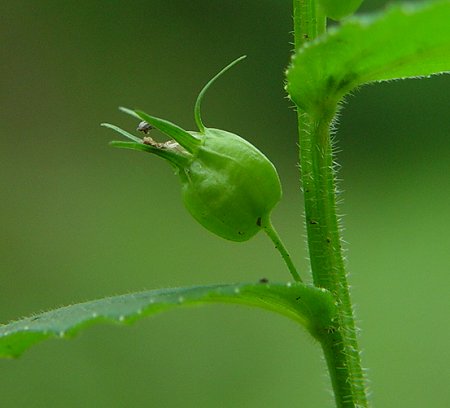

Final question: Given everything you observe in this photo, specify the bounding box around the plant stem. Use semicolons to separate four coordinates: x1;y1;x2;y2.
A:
293;0;326;48
262;216;302;282
292;1;369;407
298;109;368;408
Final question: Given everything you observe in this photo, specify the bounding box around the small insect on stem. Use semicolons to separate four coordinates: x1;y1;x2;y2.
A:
137;121;153;134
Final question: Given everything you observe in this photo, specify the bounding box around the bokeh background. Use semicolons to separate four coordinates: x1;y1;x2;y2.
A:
1;0;449;406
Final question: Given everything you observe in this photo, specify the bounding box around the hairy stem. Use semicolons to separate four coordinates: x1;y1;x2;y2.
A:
293;1;369;407
297;109;368;407
293;0;326;47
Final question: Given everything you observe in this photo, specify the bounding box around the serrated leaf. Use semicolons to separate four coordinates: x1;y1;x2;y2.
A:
287;1;450;112
0;282;336;358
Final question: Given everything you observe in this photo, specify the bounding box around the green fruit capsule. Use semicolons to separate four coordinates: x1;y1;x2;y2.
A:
182;127;281;241
103;56;282;242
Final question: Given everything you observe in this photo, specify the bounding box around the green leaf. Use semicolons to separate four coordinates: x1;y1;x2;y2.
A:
319;0;363;21
0;282;336;358
287;1;450;112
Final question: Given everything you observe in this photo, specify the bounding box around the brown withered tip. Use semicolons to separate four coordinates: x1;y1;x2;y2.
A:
143;136;158;146
137;121;153;134
143;136;179;150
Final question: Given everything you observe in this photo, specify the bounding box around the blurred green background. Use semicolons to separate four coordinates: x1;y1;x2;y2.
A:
1;0;449;406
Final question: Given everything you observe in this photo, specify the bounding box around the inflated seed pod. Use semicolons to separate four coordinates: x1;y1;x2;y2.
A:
182;127;281;241
319;0;363;20
102;56;282;242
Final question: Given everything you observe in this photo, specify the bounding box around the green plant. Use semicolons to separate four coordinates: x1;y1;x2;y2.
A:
1;1;449;407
